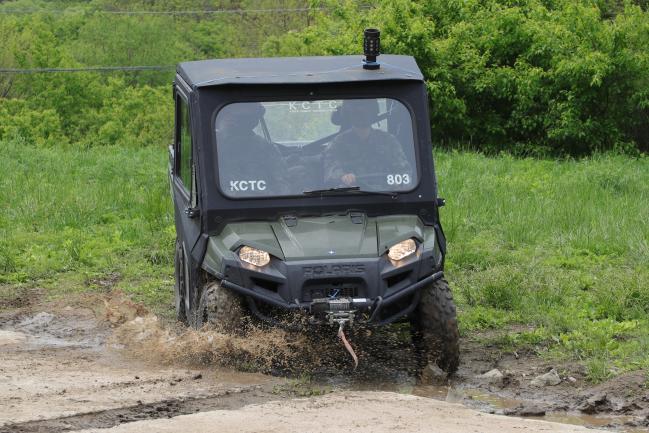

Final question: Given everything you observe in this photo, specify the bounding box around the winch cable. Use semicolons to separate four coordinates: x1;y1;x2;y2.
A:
337;322;358;369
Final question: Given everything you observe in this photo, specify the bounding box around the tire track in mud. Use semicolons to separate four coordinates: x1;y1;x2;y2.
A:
0;385;277;433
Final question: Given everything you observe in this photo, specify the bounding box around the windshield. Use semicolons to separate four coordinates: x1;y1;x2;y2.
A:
215;98;418;197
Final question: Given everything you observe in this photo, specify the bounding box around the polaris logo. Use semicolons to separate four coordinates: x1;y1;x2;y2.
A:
303;264;365;277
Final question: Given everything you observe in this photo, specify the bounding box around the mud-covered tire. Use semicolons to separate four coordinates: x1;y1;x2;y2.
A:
197;281;245;332
411;278;460;374
173;239;187;324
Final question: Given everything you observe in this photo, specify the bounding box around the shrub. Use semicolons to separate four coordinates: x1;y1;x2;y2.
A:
265;0;649;155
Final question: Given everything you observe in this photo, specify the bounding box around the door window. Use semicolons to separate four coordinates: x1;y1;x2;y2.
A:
177;97;192;192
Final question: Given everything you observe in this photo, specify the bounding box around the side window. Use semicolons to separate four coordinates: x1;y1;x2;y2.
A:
177;96;192;192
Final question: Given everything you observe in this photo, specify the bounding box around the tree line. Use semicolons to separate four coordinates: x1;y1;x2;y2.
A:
1;0;648;155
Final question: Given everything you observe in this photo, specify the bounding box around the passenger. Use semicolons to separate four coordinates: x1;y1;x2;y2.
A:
323;100;412;189
216;103;289;196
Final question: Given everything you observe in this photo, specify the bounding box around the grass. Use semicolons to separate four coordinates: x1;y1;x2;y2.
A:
1;140;648;381
436;152;649;380
0;139;175;316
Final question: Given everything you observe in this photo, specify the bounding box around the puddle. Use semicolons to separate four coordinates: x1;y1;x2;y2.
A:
309;369;647;432
1;310;108;350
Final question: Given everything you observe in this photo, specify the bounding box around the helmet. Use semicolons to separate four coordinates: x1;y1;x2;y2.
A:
218;102;266;131
339;99;380;128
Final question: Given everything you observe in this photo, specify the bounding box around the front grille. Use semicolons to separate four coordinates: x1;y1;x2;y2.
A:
305;281;362;301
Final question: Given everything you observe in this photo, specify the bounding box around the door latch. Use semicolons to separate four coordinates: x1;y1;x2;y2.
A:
184;207;200;218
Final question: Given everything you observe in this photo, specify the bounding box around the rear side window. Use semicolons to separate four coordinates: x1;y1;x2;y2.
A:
177;97;192;191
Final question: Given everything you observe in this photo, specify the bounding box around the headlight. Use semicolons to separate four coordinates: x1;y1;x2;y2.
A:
387;239;417;261
239;246;270;267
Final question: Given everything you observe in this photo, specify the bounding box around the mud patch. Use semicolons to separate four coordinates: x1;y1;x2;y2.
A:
2;307;108;349
0;286;41;310
0;386;276;433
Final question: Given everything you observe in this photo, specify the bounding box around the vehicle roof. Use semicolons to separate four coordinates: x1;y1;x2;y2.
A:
177;55;424;88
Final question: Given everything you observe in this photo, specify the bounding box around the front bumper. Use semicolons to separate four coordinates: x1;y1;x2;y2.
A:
221;270;443;326
211;247;443;326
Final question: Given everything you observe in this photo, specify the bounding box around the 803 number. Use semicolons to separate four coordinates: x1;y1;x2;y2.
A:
386;174;411;185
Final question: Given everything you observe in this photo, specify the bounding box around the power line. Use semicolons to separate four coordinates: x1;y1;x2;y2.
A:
0;6;344;15
0;65;175;74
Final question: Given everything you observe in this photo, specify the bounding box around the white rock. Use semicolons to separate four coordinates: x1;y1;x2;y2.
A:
479;369;504;384
421;363;447;384
530;368;561;387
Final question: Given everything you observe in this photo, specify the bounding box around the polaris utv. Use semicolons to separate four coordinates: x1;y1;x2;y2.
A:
169;29;460;373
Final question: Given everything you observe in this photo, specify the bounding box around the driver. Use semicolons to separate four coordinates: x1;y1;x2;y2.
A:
216;103;289;196
323;99;412;188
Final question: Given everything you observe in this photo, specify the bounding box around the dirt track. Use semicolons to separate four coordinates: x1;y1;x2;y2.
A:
68;392;604;433
1;291;647;432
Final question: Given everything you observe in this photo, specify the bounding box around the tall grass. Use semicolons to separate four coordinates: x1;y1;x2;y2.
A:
0;139;174;308
436;152;649;380
1;141;647;380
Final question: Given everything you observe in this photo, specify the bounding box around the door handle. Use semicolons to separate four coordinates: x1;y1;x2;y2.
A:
184;207;200;218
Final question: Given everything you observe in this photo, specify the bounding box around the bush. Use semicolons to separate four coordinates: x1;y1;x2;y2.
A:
265;0;649;155
0;99;67;146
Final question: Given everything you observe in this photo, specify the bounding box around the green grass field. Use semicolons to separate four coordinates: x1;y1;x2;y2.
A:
1;140;647;382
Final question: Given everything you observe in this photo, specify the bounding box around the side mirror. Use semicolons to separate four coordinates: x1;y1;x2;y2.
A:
436;197;446;207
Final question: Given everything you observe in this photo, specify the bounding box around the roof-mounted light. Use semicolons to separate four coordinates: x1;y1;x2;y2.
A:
363;28;381;70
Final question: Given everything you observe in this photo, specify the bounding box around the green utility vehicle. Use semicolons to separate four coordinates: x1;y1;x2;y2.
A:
170;29;459;373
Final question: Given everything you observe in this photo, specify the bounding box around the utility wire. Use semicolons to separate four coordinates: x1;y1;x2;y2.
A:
0;66;175;74
0;6;353;15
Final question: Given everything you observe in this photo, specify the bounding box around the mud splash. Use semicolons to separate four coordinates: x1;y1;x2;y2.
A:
110;315;323;372
108;309;426;379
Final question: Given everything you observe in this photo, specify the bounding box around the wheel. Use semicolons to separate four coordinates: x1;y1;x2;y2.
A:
173;239;187;324
197;280;246;332
411;278;460;374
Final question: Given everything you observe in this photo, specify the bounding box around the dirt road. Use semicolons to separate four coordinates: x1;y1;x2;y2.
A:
68;392;603;433
1;291;647;432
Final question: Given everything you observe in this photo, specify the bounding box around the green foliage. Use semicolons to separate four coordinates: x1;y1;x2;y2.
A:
2;0;649;153
0;140;175;311
0;0;314;147
265;0;649;155
0;99;67;146
437;151;649;381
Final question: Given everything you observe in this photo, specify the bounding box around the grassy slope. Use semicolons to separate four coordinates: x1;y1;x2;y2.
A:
437;152;649;381
0;140;175;313
1;141;647;381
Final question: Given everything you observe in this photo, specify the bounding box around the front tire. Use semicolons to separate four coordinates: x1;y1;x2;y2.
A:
197;280;246;332
411;278;460;374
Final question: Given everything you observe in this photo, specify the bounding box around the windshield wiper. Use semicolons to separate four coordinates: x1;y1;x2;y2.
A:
302;186;397;198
